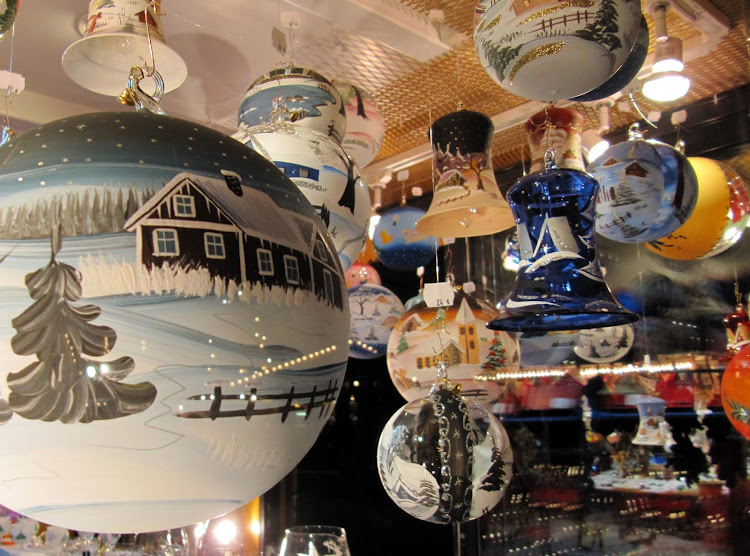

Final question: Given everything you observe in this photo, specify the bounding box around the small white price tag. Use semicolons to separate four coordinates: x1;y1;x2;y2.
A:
462;281;476;294
442;236;455;245
271;27;288;56
424;282;455;308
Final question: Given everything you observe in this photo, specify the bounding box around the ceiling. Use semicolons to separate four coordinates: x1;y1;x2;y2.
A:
1;0;748;210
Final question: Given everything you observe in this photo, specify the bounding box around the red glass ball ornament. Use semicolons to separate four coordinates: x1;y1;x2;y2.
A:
721;344;750;440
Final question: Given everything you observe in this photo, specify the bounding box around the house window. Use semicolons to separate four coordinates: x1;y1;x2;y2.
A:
153;228;179;256
257;249;274;276
299;168;309;178
470;340;476;350
315;238;328;262
323;269;335;302
204;233;226;259
426;356;432;368
468;326;475;335
284;255;300;284
417;358;423;370
459;326;466;335
173;195;195;217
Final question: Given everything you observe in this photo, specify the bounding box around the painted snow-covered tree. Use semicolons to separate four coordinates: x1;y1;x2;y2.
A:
479;39;522;82
478;447;509;492
482;333;507;372
397;330;409;354
6;228;157;424
573;0;622;53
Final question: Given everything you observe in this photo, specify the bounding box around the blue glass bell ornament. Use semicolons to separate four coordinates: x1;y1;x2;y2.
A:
489;150;638;332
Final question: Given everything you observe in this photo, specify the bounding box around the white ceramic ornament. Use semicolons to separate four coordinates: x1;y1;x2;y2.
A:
0;112;350;533
348;283;404;360
234;122;370;271
335;81;385;168
377;366;513;524
474;0;642;101
238;67;347;143
387;290;516;405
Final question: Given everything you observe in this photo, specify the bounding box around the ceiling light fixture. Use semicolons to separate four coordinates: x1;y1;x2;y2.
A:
581;100;613;164
642;1;690;103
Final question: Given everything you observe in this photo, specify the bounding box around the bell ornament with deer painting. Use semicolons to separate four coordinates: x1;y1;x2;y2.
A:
415;109;513;238
489;151;638;332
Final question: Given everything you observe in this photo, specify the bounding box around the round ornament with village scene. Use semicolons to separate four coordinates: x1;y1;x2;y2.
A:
377;373;514;524
573;323;635;364
348;283;404;360
386;290;516;405
373;206;439;271
335;81;385;168
588;125;698;243
234;122;370;271
0;111;350;533
238;66;347;143
474;0;642;101
344;261;381;289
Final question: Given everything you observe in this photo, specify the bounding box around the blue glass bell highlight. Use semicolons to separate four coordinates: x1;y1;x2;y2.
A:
489;152;638;332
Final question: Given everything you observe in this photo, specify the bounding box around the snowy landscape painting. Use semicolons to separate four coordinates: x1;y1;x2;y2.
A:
0;111;350;532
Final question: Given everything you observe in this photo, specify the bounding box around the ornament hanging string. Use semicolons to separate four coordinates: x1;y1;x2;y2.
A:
3;16;15;135
629;92;658;129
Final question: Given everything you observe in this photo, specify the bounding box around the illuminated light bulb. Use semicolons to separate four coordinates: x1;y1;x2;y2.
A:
213;519;238;546
255;317;260;322
642;72;690;102
86;365;97;378
250;519;261;536
259;343;264;349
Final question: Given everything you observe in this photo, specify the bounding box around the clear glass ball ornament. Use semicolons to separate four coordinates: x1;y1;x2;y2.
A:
376;363;513;524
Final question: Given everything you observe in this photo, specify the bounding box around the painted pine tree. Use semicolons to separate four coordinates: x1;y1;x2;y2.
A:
479;39;522;82
6;229;157;424
478;447;509;492
573;0;622;53
397;330;409;354
482;333;508;372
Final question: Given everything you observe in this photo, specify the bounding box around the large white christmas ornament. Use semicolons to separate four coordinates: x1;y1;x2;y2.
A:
377;365;513;524
234;122;369;270
348;283;404;360
0;112;350;533
335;81;385;168
238;67;347;143
474;0;642;101
387;289;515;405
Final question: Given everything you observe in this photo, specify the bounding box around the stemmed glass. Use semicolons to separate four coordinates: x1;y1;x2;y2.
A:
279;526;351;556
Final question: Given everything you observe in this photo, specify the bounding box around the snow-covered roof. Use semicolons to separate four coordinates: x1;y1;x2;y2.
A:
400;338;464;359
125;172;310;253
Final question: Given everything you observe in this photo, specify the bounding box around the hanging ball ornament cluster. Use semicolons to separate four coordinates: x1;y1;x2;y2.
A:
0;111;350;533
377;364;513;524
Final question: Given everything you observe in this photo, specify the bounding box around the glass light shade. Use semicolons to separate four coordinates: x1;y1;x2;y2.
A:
61;0;187;96
580;129;609;164
651;37;684;73
642;72;691;102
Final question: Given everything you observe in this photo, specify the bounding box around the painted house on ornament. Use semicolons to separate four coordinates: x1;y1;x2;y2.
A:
124;171;343;309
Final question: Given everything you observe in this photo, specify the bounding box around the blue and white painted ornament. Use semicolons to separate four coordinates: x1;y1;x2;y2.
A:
0;112;350;533
490;150;638;332
234;121;369;271
588;124;698;243
348;284;404;360
373;206;439;271
238;66;347;143
377;364;513;524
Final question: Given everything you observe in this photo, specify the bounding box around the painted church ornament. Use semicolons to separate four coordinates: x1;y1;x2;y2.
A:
238;66;347;143
587;125;698;243
489;151;638;332
721;344;750;440
335;81;385;168
387;289;514;405
373;206;439;272
474;0;642;102
234;121;370;271
0;112;350;533
348;283;404;360
415;108;513;238
377;363;513;524
646;157;750;260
